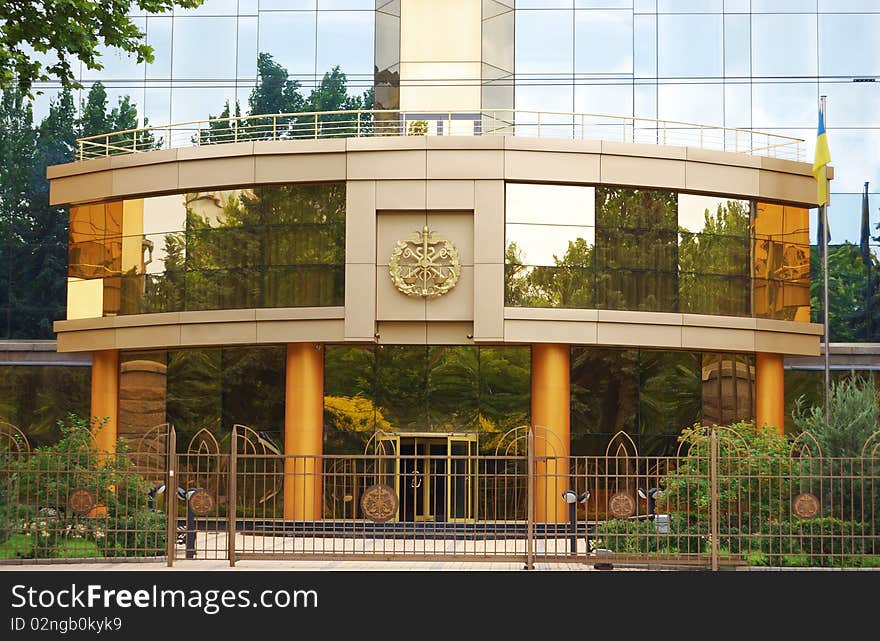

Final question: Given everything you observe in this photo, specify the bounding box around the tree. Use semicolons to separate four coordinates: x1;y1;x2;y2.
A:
0;0;203;96
811;243;879;342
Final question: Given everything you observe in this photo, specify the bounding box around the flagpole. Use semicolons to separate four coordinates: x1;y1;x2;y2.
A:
820;95;830;429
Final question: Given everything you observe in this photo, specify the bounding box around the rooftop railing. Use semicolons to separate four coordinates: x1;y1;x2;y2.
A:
75;108;805;162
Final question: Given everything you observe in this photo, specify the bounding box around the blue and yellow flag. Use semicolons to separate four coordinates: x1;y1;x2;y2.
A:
813;103;831;206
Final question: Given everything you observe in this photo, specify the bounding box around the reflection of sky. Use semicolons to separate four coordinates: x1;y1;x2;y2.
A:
17;1;880;242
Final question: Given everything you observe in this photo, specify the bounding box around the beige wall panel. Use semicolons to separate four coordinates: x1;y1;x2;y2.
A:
114;312;181;327
427;150;504;180
178;157;255;191
345;180;377;264
376;265;426;321
426;211;474;265
400;0;481;62
504;150;601;184
758;171;817;206
686;147;761;168
601;141;687;160
50;172;113;206
760;156;813;176
348;150;427;180
66;279;104;320
756;318;823;335
55;315;114;333
254;153;346;183
426;266;473;321
682;313;756;330
177;142;254;160
376;211;426;266
597;322;682;348
178;309;257;324
346;137;427;152
597;309;682;326
47;157;111;179
600;155;686;190
755;331;820;356
504;320;597;344
255;307;345;321
376;180;426;210
426;180;475;210
56;329;116;352
115;324;182;350
426;322;475;344
345;264;377;340
253;139;346;155
376;321;427;344
685;161;759;198
503;137;602;154
179;322;257;346
426;137;503;150
256;319;345;344
399;81;481;112
504;307;599;322
681;325;756;352
473;263;504;340
112;162;179;198
473;180;505;265
110;148;178;169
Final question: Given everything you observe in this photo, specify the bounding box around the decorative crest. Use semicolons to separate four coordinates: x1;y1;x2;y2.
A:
389;226;461;299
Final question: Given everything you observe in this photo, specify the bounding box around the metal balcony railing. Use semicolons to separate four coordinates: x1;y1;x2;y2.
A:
75;109;805;162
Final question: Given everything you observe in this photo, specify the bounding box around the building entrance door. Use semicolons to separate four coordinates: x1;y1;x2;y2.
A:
376;432;478;522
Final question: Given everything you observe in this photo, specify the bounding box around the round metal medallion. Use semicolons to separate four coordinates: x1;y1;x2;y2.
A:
68;488;96;516
609;492;636;519
360;484;398;522
389;226;461;299
792;493;820;519
188;489;215;516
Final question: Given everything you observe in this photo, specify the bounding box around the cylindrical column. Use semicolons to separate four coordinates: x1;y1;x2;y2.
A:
755;352;785;434
284;343;324;521
531;343;571;523
90;349;119;453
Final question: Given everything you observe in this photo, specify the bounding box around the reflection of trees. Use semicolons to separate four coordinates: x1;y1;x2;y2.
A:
323;346;530;455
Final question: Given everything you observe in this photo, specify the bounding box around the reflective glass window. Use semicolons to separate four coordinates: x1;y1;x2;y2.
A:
171;17;238;80
574;10;632;74
639;350;701;451
658;15;723;78
515;10;574;75
750;13;817;78
701;353;754;427
317;10;375;79
657;83;724;125
258;11;318;80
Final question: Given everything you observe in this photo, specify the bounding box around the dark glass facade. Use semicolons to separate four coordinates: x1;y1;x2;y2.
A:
67;182;345;318
505;182;808;320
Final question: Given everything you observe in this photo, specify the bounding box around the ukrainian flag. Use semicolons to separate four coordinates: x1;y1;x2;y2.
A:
813;103;831;206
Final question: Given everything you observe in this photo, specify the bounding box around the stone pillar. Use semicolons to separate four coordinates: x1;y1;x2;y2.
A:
90;349;119;453
284;343;324;521
756;352;785;434
531;343;571;523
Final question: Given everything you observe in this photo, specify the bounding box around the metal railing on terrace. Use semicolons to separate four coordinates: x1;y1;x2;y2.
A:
75;109;805;162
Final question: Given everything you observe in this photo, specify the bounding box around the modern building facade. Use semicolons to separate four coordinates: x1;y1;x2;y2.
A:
4;1;879;480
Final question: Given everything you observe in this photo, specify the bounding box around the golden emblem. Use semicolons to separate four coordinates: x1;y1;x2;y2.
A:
609;492;635;519
792;493;820;519
188;489;215;516
389;226;461;299
360;484;398;522
68;488;96;516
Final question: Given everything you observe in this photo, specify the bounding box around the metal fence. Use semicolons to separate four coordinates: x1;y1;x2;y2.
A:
1;423;877;570
75;108;805;162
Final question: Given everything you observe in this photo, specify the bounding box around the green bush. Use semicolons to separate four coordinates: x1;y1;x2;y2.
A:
0;414;166;559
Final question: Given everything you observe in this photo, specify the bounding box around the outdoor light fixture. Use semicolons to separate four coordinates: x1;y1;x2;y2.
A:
561;489;590;554
637;487;663;519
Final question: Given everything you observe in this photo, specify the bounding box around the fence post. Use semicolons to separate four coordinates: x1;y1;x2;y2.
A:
709;429;719;572
526;428;535;571
228;425;237;567
166;426;177;567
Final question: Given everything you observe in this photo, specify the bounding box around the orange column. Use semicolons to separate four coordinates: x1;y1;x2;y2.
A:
531;343;571;523
756;352;785;434
90;349;119;453
284;343;324;521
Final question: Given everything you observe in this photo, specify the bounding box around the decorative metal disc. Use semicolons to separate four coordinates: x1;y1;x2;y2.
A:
389;226;461;299
68;488;96;516
792;493;820;519
188;489;215;516
360;484;398;522
609;492;636;519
